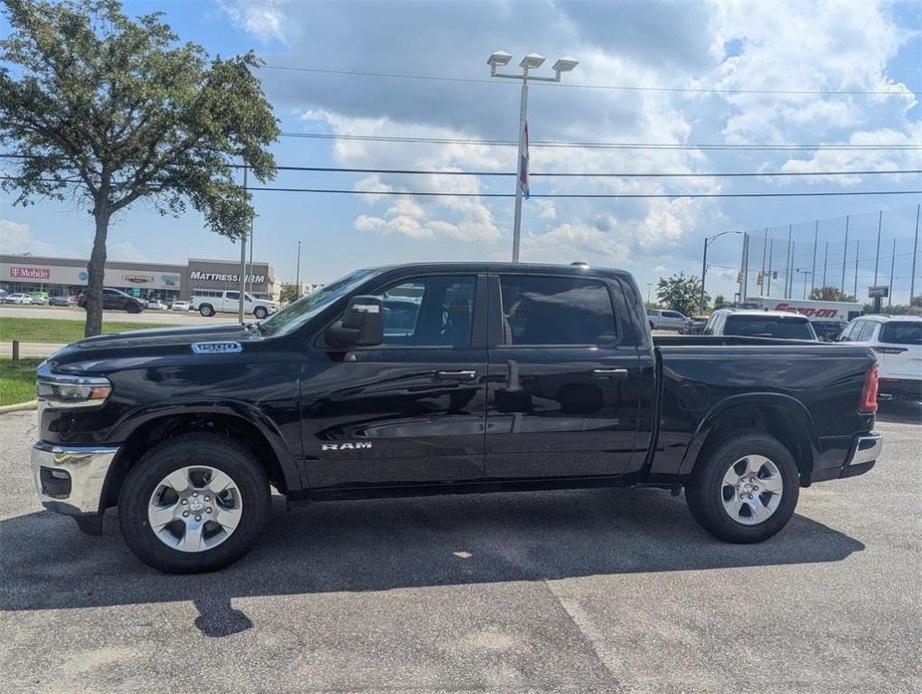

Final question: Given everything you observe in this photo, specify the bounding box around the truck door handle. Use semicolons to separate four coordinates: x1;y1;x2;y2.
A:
435;370;478;381
592;368;628;379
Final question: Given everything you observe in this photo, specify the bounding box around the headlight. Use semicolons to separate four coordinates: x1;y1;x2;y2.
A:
36;362;112;409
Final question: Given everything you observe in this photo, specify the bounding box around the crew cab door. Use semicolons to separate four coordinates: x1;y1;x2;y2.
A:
300;273;488;489
485;273;644;479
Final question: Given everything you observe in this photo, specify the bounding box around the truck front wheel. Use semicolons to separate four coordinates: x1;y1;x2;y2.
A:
199;304;214;317
685;433;799;543
253;306;268;320
118;434;270;573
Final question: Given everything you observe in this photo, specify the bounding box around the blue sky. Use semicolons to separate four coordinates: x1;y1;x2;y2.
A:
2;0;921;301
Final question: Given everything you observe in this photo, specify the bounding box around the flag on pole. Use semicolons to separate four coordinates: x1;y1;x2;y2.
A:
518;121;530;199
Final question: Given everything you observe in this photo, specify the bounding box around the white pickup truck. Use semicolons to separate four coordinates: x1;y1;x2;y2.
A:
191;289;278;319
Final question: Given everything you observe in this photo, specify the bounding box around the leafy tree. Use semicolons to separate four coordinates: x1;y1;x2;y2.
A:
279;282;301;305
0;0;279;336
713;294;729;310
656;273;708;315
809;286;856;302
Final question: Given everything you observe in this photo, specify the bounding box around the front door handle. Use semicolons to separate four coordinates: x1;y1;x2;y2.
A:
435;370;478;381
592;368;629;379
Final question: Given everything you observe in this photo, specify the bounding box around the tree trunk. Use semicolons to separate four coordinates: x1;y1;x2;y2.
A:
84;207;111;337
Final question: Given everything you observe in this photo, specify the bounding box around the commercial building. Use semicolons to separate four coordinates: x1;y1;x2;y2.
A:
0;254;280;302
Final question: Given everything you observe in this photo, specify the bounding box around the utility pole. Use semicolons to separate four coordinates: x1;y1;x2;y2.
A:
853;240;860;298
295;240;302;296
822;241;829;287
888;238;896;307
740;232;750;303
238;165;248;325
789;241;796;299
811;220;818;293
760;229;768;296
488;51;578;262
766;238;774;296
910;204;920;305
841;215;849;293
647;283;654;305
873;210;882;286
784;225;793;298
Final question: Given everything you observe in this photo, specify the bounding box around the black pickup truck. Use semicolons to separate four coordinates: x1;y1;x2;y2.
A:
32;262;882;573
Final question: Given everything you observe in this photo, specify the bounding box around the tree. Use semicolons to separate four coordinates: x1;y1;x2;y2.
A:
656;273;708;315
809;286;856;302
279;282;301;305
713;294;729;310
0;0;279;336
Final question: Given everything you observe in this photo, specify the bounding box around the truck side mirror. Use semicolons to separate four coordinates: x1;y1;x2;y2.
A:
325;295;384;348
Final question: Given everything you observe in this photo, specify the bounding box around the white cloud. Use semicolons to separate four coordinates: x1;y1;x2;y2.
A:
0;219;56;256
220;0;287;43
107;241;148;263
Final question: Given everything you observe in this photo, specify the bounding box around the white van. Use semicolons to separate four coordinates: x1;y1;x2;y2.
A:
191;289;278;319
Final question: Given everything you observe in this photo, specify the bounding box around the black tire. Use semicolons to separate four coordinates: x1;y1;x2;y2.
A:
685;433;799;543
118;433;270;573
253;306;268;320
199;304;214;317
127;303;141;313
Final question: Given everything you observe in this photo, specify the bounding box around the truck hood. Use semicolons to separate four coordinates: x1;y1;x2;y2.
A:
46;323;256;371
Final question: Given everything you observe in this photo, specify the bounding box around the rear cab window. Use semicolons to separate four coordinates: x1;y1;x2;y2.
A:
723;315;817;340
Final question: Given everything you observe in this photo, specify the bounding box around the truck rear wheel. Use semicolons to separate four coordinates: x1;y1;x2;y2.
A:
118;434;270;573
685;433;799;543
199;304;214;317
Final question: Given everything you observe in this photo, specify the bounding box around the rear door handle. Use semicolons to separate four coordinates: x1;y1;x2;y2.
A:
435;370;478;380
592;368;629;379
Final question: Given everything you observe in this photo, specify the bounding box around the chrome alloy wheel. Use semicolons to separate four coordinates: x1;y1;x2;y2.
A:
147;466;243;552
720;455;783;526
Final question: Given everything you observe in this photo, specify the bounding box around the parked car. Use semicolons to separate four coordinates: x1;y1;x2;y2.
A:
837;315;922;401
29;292;50;305
704;309;818;340
169;300;191;312
685;315;710;335
146;298;168;311
191;289;277;319
32;262;881;573
3;292;33;304
77;287;145;313
49;295;75;307
647;308;688;331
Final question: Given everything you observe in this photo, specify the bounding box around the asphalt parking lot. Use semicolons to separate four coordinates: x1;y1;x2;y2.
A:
1;404;920;694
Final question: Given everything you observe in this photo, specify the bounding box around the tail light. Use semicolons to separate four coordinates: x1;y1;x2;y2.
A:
858;363;879;414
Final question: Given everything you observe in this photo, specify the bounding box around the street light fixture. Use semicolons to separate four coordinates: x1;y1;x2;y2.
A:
701;230;744;311
488;50;579;262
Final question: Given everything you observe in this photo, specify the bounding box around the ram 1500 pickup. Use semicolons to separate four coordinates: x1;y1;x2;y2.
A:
32;262;882;573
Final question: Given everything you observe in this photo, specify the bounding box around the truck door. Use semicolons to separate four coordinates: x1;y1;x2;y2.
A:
301;273;488;489
485;273;644;479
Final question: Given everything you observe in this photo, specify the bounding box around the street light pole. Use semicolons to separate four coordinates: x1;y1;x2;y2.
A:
295;240;302;296
488;51;578;262
701;230;743;311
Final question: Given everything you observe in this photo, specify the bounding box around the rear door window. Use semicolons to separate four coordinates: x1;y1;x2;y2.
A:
879;322;922;345
854;321;876;342
499;275;617;345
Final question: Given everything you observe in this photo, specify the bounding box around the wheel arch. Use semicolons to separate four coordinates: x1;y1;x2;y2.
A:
101;405;299;511
680;393;819;486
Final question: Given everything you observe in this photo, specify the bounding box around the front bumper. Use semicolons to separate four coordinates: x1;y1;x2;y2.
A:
31;442;119;516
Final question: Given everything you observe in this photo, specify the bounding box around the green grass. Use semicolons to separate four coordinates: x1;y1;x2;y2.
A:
0;317;176;344
0;358;43;406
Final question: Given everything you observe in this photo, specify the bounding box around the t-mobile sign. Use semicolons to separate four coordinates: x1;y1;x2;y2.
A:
10;266;51;279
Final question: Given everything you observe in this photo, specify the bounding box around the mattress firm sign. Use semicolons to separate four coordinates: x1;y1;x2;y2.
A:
189;270;267;285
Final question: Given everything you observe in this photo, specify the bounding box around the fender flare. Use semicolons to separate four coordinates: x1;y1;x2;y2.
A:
677;392;820;478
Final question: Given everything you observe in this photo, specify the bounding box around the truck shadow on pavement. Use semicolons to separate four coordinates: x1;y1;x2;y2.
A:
1;486;864;636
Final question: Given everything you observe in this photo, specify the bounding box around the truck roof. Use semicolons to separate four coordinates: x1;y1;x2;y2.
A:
367;261;633;280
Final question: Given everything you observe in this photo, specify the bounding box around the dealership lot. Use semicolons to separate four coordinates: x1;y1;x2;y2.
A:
1;405;919;693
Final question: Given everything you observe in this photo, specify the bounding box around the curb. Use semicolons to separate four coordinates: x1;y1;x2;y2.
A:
0;399;38;414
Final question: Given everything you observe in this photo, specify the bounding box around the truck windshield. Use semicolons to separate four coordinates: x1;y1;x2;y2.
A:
724;315;817;340
879;322;922;345
258;268;378;336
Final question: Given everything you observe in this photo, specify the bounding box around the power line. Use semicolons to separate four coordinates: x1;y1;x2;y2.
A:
260;64;921;98
279;131;922;151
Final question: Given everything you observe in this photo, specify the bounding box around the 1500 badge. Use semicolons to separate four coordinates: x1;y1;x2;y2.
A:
322;442;373;451
191;341;243;354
